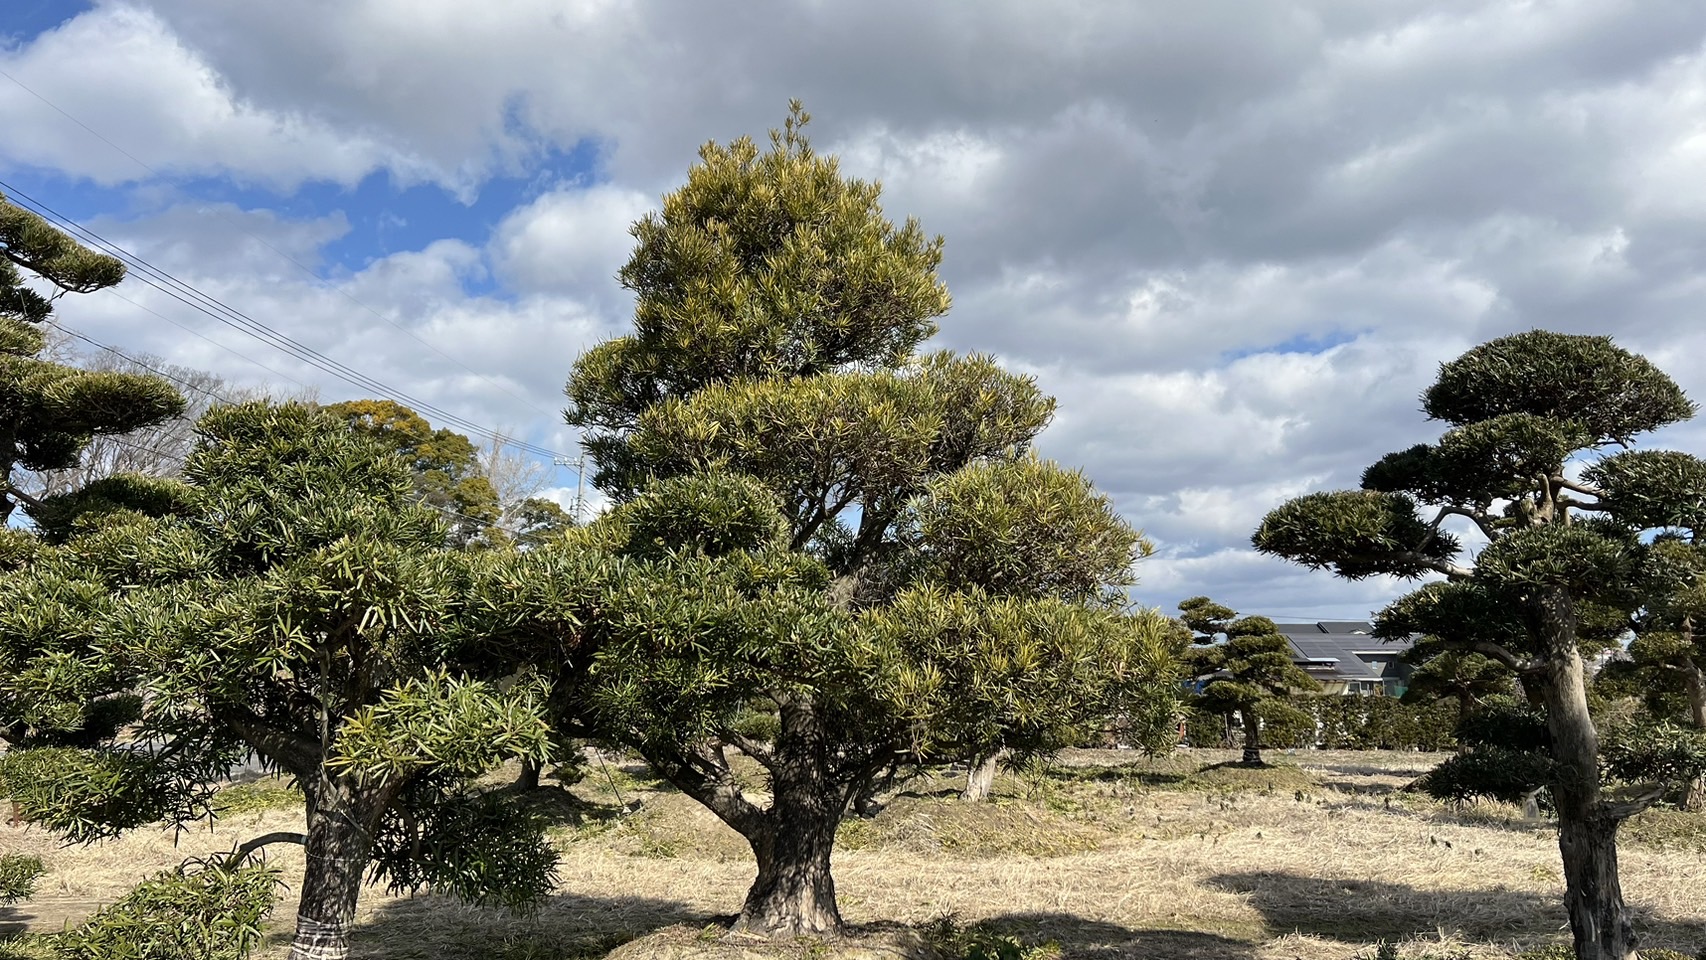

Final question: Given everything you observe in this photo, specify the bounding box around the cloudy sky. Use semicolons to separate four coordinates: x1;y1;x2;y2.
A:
5;1;1706;620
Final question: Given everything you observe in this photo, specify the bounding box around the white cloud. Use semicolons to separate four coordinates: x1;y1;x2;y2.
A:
490;184;652;305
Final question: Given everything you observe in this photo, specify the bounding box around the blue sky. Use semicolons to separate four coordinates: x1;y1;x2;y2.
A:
7;1;1706;620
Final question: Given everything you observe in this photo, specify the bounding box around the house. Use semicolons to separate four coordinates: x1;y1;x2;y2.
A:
1274;621;1414;696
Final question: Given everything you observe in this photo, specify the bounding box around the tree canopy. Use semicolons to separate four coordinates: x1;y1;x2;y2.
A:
0;402;559;960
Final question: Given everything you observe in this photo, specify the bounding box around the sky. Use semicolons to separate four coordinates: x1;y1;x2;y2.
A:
5;1;1706;621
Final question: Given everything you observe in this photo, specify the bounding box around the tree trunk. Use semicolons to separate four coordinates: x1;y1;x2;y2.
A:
1681;660;1706;732
1240;709;1263;766
1536;591;1638;960
960;751;1004;802
288;780;382;960
731;698;845;937
516;757;542;792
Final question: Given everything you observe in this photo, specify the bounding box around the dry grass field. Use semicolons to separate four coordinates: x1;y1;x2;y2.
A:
5;749;1705;959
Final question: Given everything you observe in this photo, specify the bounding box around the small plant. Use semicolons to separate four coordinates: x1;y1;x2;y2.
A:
37;857;280;960
1355;943;1474;960
0;854;44;904
921;916;1061;960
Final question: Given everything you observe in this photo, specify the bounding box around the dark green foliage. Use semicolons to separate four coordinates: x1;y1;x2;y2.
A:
545;106;1177;935
25;474;193;544
0;194;185;526
0;739;236;843
1180;598;1318;761
1600;720;1706;789
1422;695;1556;805
1251;698;1315;749
0;402;561;955
1256;331;1706;958
605;471;789;561
1252;491;1458;580
1474;524;1635;597
1586;452;1706;532
0;854;43;905
1423;746;1559;805
1422;330;1695;440
368;780;558;913
35;858;279;960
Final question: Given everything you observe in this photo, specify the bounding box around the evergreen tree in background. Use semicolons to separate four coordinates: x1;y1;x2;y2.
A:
1178;597;1318;765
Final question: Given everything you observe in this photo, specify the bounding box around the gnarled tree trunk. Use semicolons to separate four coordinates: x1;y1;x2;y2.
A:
731;697;845;936
960;750;1004;802
1536;591;1638;960
287;779;387;960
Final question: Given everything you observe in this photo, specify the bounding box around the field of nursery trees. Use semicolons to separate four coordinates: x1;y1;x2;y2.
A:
4;107;1706;960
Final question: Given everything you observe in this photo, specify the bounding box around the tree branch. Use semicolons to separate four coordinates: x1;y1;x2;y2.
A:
1427;505;1496;543
1;483;45;511
1599;784;1668;822
223;708;319;778
718;729;774;770
226;830;307;867
1554;476;1605;499
645;742;766;838
1448;639;1546;675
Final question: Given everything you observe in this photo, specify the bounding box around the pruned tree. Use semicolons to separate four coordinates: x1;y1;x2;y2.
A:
546;104;1179;936
1398;646;1513;719
1178;598;1318;765
0;403;558;960
24;348;265;501
1252;330;1706;960
0;193;184;525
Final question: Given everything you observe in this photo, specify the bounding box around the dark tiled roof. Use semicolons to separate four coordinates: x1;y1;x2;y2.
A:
1282;627;1412;683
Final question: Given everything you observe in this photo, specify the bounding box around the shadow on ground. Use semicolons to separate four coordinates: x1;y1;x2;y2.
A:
1207;870;1706;951
0;898;103;939
322;890;708;960
978;913;1257;960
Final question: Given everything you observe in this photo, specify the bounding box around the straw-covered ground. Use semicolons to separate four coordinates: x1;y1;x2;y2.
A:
5;749;1705;959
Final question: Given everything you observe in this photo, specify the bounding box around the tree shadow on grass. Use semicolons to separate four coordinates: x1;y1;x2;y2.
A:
320;890;709;960
973;913;1257;960
1206;871;1706;951
0;898;102;938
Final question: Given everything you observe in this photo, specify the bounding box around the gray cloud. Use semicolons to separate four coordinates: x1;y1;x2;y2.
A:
10;0;1706;619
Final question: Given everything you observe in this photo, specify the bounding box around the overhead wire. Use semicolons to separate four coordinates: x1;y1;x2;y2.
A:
33;327;525;538
0;64;563;423
2;181;579;470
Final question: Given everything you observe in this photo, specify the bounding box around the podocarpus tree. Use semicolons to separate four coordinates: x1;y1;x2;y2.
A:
0;193;184;526
1253;330;1706;960
0;403;557;960
556;105;1178;936
1178;598;1318;765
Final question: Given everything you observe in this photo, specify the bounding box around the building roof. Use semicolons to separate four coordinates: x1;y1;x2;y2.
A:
1273;621;1413;684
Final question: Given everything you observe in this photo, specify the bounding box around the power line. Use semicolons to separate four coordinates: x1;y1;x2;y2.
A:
1;182;582;474
40;323;568;533
0;64;562;423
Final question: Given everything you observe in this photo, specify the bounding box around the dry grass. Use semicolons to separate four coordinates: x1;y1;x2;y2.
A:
5;751;1705;959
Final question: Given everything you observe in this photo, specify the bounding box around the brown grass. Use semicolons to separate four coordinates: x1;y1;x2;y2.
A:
5;751;1705;959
